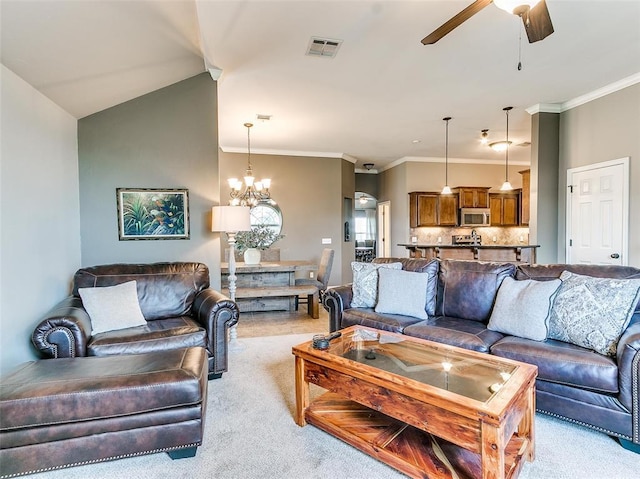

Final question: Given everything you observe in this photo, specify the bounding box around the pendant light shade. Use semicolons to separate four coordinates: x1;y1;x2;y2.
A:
441;117;452;195
500;107;513;191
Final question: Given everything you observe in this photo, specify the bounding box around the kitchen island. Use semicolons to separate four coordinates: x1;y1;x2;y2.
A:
398;243;540;264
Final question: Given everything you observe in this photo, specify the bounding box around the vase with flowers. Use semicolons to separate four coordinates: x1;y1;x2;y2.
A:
234;226;284;265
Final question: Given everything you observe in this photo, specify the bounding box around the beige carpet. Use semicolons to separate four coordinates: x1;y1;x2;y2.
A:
23;334;640;479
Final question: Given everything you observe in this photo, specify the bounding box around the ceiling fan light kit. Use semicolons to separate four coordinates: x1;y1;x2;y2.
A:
421;0;553;45
493;0;540;15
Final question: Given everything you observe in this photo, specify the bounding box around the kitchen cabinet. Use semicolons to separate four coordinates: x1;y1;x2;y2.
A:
409;192;458;227
454;187;490;208
490;191;520;226
410;192;438;227
438;194;459;226
519;169;530;225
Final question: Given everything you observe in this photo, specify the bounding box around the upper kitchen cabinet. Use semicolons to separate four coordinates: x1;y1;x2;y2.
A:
438;194;459;226
454;187;490;208
409;192;458;227
490;191;520;226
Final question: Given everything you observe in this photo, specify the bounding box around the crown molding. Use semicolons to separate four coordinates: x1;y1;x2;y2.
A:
527;72;640;115
526;103;562;115
380;156;530;172
561;72;640;111
220;146;356;162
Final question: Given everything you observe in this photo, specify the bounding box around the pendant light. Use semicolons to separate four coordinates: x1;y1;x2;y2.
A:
500;107;513;191
228;123;272;206
441;117;453;195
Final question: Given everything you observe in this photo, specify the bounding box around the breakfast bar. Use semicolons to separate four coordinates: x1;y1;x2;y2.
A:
399;243;540;264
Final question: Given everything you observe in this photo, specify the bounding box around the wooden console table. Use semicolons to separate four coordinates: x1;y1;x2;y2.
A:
221;261;318;316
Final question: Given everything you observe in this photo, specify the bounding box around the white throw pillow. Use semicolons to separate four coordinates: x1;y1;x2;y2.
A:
351;262;403;308
374;268;430;320
487;277;561;341
548;271;640;356
78;280;147;335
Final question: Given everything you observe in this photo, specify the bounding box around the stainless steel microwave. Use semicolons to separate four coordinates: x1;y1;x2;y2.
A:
460;208;491;227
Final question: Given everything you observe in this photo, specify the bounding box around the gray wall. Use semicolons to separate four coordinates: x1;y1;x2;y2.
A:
558;83;640;266
355;172;378;199
530;112;560;264
379;162;408;258
78;74;221;282
341;159;355;283
0;65;81;374
219;151;345;285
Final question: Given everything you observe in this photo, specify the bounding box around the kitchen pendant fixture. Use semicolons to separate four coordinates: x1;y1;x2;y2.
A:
441;117;453;195
228;123;272;206
500;107;514;191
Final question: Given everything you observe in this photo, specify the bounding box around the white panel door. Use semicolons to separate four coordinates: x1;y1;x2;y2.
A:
567;158;628;265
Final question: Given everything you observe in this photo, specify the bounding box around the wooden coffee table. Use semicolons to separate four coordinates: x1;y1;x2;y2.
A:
293;326;537;479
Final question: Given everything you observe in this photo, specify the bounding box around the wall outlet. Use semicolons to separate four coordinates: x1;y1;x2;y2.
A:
492;236;497;243
437;236;442;244
309;271;315;279
322;238;332;244
411;236;418;244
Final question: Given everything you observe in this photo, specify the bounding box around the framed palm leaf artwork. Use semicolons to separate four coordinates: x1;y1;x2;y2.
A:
116;188;190;240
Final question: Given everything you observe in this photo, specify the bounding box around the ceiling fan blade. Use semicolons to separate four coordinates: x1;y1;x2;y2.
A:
421;0;493;45
523;0;554;43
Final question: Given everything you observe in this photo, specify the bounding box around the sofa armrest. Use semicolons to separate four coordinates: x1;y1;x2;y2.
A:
323;285;353;333
617;320;640;442
31;296;92;359
192;288;239;376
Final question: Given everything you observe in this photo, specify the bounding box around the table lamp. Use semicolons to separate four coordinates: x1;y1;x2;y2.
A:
212;205;251;346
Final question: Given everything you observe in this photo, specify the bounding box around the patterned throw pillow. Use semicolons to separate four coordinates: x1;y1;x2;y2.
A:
548;271;640;356
350;262;402;308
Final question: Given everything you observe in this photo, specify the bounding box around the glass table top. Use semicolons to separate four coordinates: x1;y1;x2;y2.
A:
332;328;518;403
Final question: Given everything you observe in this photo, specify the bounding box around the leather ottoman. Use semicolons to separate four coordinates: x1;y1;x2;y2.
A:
0;347;208;478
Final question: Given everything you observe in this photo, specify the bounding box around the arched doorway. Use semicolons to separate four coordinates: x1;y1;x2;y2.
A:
355;192;377;262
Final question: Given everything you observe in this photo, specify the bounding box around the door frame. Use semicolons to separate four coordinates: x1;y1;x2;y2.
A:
565;157;629;265
377;201;391;258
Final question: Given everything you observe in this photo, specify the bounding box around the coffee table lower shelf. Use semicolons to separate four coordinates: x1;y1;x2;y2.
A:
306;392;528;479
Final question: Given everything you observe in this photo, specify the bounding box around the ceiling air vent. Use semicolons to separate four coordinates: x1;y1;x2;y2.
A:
306;37;342;58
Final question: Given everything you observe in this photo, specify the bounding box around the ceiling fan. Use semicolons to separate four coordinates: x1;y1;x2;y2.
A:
421;0;554;45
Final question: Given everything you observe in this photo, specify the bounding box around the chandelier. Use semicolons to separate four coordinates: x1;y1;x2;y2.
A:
228;122;271;206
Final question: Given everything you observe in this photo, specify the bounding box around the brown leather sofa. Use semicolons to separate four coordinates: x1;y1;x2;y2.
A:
31;262;239;379
324;258;640;453
1;347;208;477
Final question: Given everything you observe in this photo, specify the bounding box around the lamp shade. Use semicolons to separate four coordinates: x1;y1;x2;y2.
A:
211;206;251;233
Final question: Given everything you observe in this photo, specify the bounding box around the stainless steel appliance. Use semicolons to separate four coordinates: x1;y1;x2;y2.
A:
452;233;482;245
460;208;491;227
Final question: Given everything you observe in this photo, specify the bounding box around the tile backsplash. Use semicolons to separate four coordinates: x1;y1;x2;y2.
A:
409;226;531;245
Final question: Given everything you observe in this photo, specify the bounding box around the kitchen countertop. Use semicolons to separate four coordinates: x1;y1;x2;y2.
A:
398;244;540;249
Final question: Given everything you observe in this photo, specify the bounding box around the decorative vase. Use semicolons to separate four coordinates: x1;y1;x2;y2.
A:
243;248;261;265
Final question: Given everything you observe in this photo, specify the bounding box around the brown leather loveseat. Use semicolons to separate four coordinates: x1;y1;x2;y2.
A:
324;258;640;453
31;262;239;379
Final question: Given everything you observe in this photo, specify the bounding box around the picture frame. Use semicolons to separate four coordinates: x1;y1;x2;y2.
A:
116;188;190;240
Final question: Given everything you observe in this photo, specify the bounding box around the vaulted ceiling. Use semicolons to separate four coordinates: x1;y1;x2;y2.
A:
2;1;639;169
